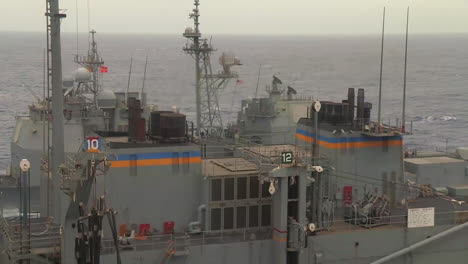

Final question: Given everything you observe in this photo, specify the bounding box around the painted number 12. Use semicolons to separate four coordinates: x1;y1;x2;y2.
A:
281;152;293;164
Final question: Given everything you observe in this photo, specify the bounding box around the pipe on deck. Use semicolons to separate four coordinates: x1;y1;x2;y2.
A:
370;221;468;264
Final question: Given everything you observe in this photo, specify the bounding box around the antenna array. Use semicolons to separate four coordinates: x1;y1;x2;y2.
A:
183;0;240;137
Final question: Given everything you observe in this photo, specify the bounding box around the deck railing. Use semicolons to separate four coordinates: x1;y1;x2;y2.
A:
0;216;61;261
100;227;272;255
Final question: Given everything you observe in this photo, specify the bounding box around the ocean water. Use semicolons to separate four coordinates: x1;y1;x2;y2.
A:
1;32;468;168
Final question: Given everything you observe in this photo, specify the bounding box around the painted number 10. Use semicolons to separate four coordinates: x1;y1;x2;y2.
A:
281;152;293;164
86;137;101;153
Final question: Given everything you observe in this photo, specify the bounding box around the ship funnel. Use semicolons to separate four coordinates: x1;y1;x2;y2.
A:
357;88;365;125
128;97;146;142
347;88;355;123
150;111;187;143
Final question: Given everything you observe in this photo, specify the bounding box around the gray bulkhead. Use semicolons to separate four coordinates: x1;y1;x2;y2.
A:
296;121;404;205
102;144;204;232
238;97;313;145
8;117;85;212
405;157;468;188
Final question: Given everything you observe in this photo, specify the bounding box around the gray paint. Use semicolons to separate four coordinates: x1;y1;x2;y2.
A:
308;224;468;264
104;145;203;232
296;123;404;205
237;84;313;145
405;158;468;187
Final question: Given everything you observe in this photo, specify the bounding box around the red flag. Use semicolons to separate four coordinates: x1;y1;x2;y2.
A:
100;66;108;73
236;79;244;85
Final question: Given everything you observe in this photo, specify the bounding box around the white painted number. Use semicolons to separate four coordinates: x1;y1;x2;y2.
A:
86;138;100;152
281;152;293;164
87;139;99;149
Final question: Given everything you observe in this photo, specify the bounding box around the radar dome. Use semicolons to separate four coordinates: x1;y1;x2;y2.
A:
62;76;74;88
74;68;92;82
97;90;117;109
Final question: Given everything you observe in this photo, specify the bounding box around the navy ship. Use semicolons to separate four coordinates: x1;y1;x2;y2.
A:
1;1;468;264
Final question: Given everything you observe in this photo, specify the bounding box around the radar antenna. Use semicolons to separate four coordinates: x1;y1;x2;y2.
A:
74;29;105;100
183;0;240;137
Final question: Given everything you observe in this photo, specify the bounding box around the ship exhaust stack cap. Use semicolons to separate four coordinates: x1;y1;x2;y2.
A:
347;88;355;123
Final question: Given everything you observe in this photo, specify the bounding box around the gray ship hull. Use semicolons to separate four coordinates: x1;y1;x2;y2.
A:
86;225;468;263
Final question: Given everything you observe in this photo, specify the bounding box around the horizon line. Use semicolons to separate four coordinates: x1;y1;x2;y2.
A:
1;30;468;37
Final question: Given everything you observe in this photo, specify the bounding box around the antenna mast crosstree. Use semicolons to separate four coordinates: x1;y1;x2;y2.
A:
183;0;240;136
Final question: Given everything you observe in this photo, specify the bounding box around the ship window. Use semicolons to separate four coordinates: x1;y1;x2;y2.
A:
261;181;271;198
224;178;235;200
261;205;271;226
249;176;259;199
211;179;222;201
249;206;259;227
224;207;234;230
236;207;247;228
237;177;247;200
211;208;221;231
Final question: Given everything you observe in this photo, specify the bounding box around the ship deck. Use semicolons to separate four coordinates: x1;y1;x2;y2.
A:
320;196;468;235
98;196;468;256
203;158;260;177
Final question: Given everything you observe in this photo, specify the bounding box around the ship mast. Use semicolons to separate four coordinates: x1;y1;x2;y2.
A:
45;0;66;220
183;0;203;135
75;29;105;103
183;0;240;137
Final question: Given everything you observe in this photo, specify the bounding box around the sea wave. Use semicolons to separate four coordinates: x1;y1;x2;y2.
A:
413;115;457;122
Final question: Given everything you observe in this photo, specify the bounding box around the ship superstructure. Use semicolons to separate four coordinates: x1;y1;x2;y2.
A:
236;75;316;145
2;27;155;213
1;1;468;264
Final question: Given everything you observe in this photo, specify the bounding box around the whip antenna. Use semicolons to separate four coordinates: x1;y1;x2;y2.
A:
142;53;149;94
126;56;134;96
255;64;262;98
75;0;79;55
402;7;410;133
377;7;386;133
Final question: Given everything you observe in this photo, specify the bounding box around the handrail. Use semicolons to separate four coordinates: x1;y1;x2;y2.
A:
0;216;62;258
100;227;272;254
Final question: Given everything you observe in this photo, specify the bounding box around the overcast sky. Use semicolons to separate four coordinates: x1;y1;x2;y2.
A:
1;0;468;35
